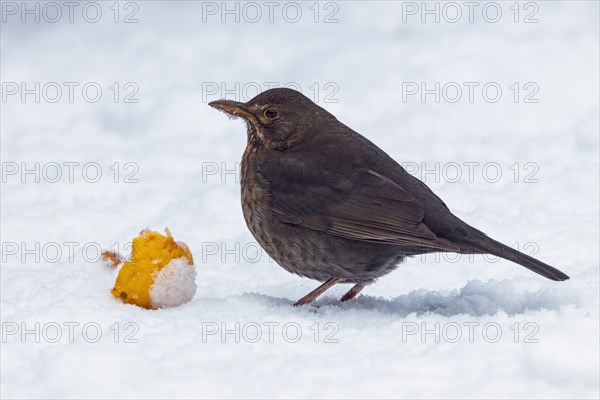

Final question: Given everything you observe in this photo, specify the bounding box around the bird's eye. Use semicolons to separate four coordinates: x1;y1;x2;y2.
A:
264;108;279;119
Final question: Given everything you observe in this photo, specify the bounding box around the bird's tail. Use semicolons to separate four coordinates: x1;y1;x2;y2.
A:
466;234;569;281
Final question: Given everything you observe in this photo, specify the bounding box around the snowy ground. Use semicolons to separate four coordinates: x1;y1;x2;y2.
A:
1;1;599;398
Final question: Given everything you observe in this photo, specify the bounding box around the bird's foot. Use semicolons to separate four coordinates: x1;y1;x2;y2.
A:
293;277;342;306
340;282;366;302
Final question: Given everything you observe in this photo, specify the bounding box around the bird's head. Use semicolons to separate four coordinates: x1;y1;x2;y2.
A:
209;88;335;151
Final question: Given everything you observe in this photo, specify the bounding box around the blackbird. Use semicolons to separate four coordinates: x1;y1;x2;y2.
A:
209;88;569;306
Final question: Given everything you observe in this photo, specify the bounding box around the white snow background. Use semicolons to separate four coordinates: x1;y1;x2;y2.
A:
1;1;599;398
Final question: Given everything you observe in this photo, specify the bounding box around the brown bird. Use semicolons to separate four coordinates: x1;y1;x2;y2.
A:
209;88;569;306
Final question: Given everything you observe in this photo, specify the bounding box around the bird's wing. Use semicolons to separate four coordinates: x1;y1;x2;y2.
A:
259;154;460;252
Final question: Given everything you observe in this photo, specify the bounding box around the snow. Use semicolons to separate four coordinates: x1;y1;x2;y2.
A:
149;257;197;309
1;1;599;399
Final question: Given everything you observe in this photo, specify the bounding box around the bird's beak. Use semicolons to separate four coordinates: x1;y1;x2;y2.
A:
208;99;253;120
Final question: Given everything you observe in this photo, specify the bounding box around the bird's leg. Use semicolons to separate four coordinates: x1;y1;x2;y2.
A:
293;277;342;306
340;282;366;302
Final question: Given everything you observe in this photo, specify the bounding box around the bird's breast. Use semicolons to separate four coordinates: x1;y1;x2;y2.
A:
240;145;272;244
